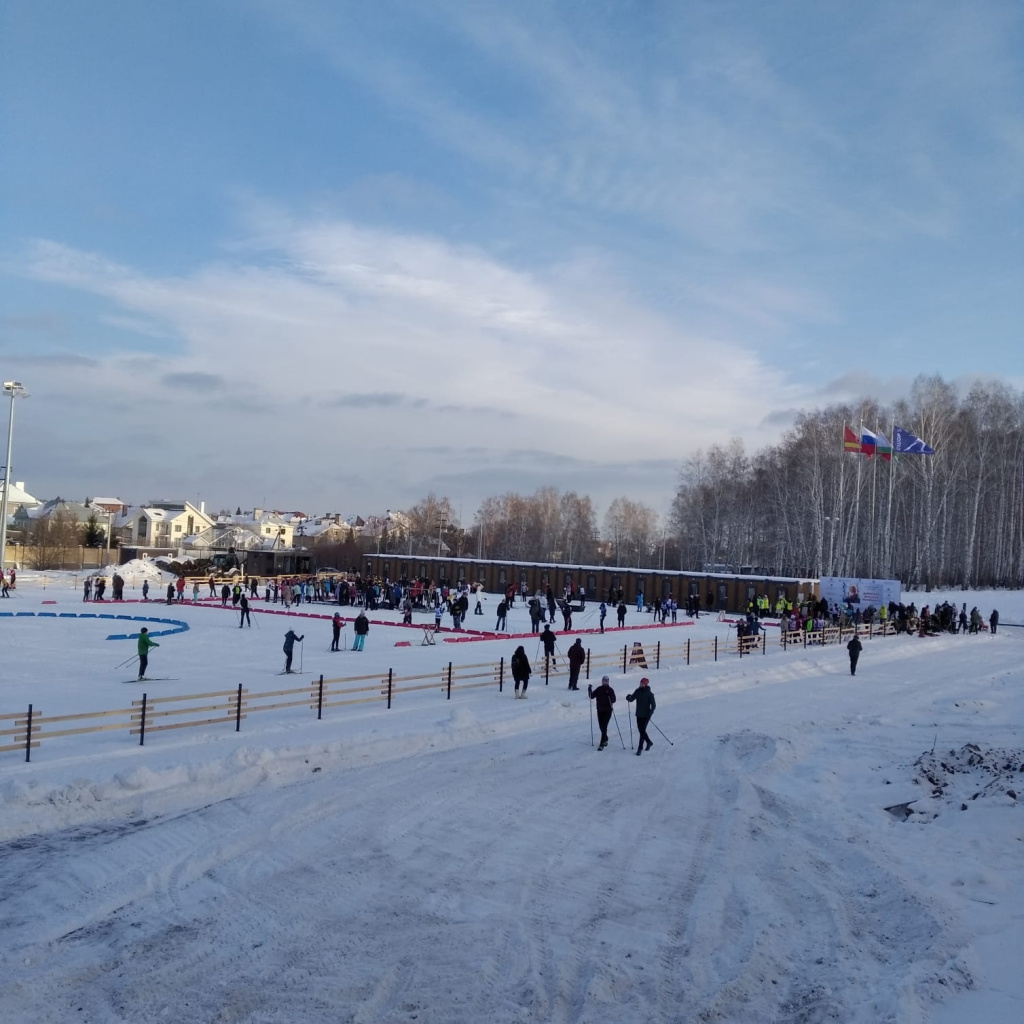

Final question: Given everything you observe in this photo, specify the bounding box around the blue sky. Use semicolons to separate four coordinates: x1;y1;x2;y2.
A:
2;0;1022;522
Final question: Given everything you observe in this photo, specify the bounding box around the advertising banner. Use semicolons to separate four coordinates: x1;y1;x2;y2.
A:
819;576;901;611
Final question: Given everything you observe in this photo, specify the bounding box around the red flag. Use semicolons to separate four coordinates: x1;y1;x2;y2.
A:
843;424;860;453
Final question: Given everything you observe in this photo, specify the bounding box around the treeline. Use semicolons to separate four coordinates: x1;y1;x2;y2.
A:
670;376;1024;588
325;376;1024;587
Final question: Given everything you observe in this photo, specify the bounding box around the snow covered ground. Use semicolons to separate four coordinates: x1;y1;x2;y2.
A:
1;575;1021;1023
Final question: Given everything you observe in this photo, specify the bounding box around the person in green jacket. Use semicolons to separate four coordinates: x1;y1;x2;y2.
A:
137;627;159;680
626;676;656;755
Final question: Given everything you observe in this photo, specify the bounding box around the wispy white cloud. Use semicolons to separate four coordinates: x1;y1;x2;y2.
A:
18;211;824;511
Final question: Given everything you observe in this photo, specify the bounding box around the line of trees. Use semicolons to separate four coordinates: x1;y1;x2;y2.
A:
311;375;1024;588
670;376;1024;588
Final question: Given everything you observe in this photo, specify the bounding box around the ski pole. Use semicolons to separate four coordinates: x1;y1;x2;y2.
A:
589;692;594;747
115;654;139;670
651;720;674;746
612;709;626;749
299;640;304;672
628;703;633;747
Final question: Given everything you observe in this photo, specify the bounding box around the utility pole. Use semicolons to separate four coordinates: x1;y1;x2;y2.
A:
0;382;29;570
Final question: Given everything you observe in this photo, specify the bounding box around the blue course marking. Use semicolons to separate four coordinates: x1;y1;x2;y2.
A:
0;609;190;640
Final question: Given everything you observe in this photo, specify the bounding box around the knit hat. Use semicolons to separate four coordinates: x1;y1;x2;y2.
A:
640;677;649;686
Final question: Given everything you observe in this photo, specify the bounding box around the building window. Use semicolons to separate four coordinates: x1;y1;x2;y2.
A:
137;517;147;541
498;570;507;586
174;525;182;533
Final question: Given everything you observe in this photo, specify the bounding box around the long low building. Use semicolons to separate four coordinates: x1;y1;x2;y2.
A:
355;553;817;614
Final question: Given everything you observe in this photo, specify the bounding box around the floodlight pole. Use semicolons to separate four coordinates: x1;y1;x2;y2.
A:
0;382;28;571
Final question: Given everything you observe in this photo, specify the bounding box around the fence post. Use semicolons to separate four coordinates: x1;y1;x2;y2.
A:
586;648;591;681
656;641;661;670
803;628;807;648
447;662;452;699
762;632;766;655
139;693;147;746
25;704;33;763
739;634;743;658
235;683;243;732
622;644;627;674
714;636;718;662
686;638;691;666
387;668;393;709
545;654;550;686
498;656;504;693
317;674;324;720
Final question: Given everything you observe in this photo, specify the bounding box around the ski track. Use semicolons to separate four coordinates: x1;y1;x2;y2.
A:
3;634;1015;1022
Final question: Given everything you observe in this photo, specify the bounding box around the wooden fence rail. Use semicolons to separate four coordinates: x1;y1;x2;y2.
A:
3;621;900;763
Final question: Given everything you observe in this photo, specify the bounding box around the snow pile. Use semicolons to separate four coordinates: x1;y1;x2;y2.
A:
910;743;1023;817
89;557;176;585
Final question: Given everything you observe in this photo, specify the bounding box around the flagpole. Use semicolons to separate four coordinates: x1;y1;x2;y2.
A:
852;419;863;574
869;435;878;578
885;416;895;577
834;426;846;576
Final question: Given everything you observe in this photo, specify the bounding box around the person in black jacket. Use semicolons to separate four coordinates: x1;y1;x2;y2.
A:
588;676;616;750
847;634;862;676
540;624;558;666
239;593;251;628
567;638;586;690
511;645;531;698
626;677;656;755
495;599;507;632
352;611;369;651
989;608;999;635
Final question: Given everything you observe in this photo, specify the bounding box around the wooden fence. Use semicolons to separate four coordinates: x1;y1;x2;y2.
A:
1;622;897;763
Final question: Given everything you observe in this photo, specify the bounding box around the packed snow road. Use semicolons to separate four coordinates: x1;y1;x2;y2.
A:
5;646;1018;1021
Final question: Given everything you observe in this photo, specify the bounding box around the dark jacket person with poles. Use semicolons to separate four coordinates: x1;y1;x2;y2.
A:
588;676;616;750
847;634;862;676
283;629;304;674
137;627;159;681
352;611;369;651
626;677;656;755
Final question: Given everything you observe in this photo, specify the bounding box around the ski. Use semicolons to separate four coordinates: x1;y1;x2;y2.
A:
121;677;178;683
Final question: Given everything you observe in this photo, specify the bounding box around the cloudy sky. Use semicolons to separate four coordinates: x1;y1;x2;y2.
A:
1;1;1022;522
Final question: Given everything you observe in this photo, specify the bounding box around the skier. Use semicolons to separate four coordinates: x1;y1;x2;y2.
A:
166;582;175;605
83;577;92;601
192;580;200;603
599;600;607;633
588;676;616;750
541;624;557;666
626;677;656;755
331;612;343;651
232;583;242;607
495;599;507;632
137;627;159;681
221;583;230;608
209;574;216;598
176;576;185;603
282;629;304;674
434;602;444;633
239;593;251;628
352;610;369;651
474;586;484;615
847;634;862;676
617;601;627;627
511;645;531;698
142;579;149;602
989;609;999;635
567;637;586;690
561;602;572;630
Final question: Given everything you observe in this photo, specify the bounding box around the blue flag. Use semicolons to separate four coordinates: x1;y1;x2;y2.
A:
893;426;935;455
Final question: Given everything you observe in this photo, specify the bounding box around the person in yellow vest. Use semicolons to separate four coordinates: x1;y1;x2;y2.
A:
879;603;888;628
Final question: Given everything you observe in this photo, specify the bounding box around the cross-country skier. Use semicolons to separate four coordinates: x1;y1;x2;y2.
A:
283;629;304;673
137;627;159;681
495;599;507;632
541;624;557;666
331;612;342;651
352;610;369;651
626;677;656;755
239;593;251;628
588;676;616;750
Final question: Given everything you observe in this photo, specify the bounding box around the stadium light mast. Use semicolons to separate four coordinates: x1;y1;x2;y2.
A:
0;381;28;571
